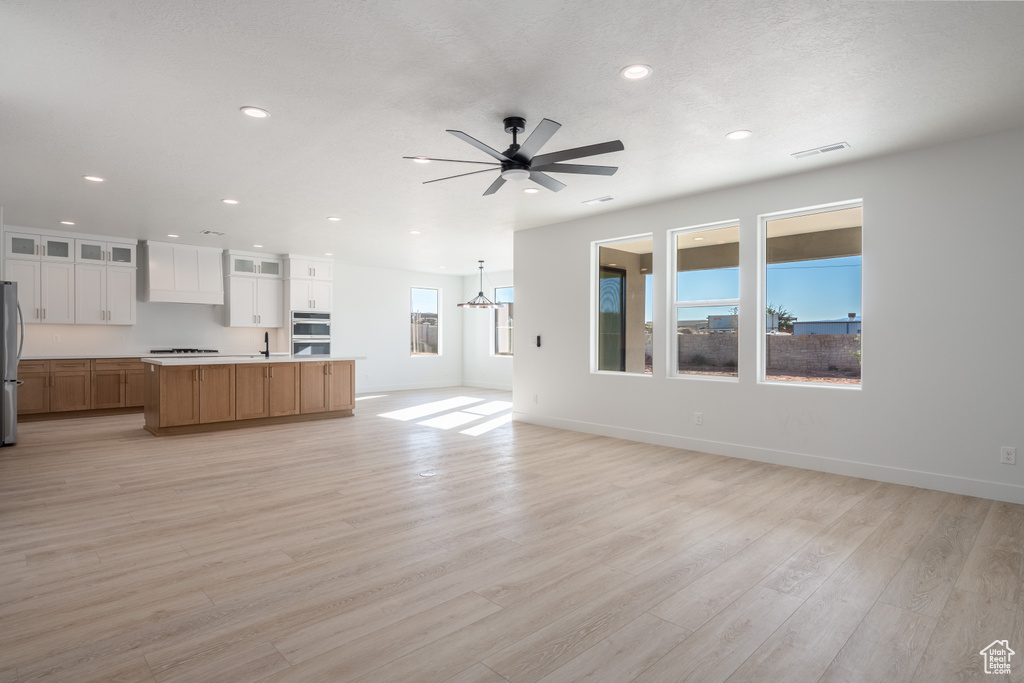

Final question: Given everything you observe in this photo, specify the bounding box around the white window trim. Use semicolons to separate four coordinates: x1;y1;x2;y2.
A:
757;198;863;388
591;233;653;376
669;220;741;381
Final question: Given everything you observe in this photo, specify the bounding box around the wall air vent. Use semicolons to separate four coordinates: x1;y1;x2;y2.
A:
791;142;850;159
199;229;227;236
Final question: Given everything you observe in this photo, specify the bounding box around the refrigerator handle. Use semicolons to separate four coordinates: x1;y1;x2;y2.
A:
16;301;25;361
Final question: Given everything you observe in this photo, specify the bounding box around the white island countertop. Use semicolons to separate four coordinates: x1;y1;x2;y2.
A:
142;355;365;366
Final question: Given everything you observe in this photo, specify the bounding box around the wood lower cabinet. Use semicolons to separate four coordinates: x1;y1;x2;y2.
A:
300;360;354;414
236;363;300;420
92;359;145;409
328;360;354;411
17;360;50;414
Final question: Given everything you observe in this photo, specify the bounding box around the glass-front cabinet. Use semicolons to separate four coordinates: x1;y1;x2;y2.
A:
5;232;75;262
75;239;136;267
229;255;282;277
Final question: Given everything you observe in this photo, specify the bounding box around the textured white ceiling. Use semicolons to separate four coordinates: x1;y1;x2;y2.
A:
1;0;1023;274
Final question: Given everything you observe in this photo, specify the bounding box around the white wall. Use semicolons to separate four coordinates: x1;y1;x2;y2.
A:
513;127;1024;504
333;263;464;392
461;269;513;391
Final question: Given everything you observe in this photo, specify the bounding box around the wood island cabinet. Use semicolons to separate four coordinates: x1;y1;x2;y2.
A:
148;364;236;428
299;360;354;414
144;358;356;436
236;362;300;420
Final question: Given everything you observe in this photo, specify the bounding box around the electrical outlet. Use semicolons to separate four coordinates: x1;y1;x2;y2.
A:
694;411;703;426
1000;446;1016;465
532;394;538;404
52;334;60;343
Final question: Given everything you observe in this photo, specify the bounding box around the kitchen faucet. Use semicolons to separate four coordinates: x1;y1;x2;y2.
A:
262;331;270;358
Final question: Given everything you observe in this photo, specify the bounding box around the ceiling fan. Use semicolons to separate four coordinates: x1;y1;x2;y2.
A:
405;116;623;196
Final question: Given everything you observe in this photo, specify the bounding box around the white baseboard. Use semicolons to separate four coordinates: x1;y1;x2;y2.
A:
512;412;1024;505
463;380;513;391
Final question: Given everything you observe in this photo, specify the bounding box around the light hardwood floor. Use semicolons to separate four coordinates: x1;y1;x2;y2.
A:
1;387;1022;682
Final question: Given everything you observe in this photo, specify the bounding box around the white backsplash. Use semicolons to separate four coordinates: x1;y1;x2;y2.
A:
21;300;289;357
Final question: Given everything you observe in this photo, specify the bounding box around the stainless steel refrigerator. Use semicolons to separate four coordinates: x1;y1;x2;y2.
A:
2;281;24;446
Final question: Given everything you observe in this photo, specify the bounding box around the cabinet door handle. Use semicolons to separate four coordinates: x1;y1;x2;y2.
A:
42;308;46;320
201;368;205;381
107;310;111;320
270;367;274;379
35;308;39;319
193;369;199;382
42;245;46;256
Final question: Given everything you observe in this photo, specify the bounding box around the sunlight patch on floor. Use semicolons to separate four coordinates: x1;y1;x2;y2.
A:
459;412;513;436
378;396;484;421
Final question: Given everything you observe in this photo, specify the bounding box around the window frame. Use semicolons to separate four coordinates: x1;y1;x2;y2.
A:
590;233;654;376
669;220;741;381
492;285;514;357
757;198;863;389
410;286;441;357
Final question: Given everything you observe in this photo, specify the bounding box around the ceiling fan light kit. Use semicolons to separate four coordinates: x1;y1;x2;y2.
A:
407;116;623;196
459;260;506;309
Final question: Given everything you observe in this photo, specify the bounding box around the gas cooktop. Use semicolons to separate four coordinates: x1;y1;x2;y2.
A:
148;348;220;354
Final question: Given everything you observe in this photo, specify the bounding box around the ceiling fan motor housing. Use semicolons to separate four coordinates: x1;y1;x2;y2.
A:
503;116;526;134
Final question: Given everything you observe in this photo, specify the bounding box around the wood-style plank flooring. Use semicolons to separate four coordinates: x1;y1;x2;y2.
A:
1;387;1022;682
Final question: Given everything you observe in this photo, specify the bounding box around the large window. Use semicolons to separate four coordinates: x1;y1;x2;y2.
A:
595;235;653;374
493;286;513;356
762;202;862;385
410;287;439;356
672;222;740;378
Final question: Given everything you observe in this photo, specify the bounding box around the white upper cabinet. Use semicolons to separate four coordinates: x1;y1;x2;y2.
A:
288;278;332;312
75;264;136;326
226;276;284;327
5;232;75;262
75;239;136;267
4;260;74;324
285;257;332;281
227;253;282;278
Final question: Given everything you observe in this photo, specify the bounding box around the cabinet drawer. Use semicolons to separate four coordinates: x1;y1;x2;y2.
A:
93;358;144;371
50;359;91;372
18;359;50;373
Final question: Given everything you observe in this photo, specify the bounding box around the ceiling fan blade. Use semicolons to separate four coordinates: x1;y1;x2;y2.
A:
528;171;566;193
530;163;618;176
423;168;499;184
483;176;507;196
514;118;561;162
403;156;500;166
530;140;624;166
446;130;511;162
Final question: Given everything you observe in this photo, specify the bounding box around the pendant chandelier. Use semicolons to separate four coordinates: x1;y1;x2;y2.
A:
458;260;506;309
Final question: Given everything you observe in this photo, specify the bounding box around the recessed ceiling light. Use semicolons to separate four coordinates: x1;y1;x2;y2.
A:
693;236;705;241
324;252;333;256
327;216;342;222
83;175;105;182
608;263;617;267
166;234;179;238
725;129;752;141
222;198;238;205
412;157;430;164
620;64;652;80
240;106;270;118
523;188;539;194
60;221;75;226
252;244;263;248
409;230;421;235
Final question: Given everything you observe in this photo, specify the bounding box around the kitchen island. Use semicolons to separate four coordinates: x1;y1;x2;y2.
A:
142;355;362;436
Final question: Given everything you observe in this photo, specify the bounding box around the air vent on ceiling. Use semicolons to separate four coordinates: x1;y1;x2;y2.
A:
199;229;226;236
791;142;850;159
582;196;614;205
